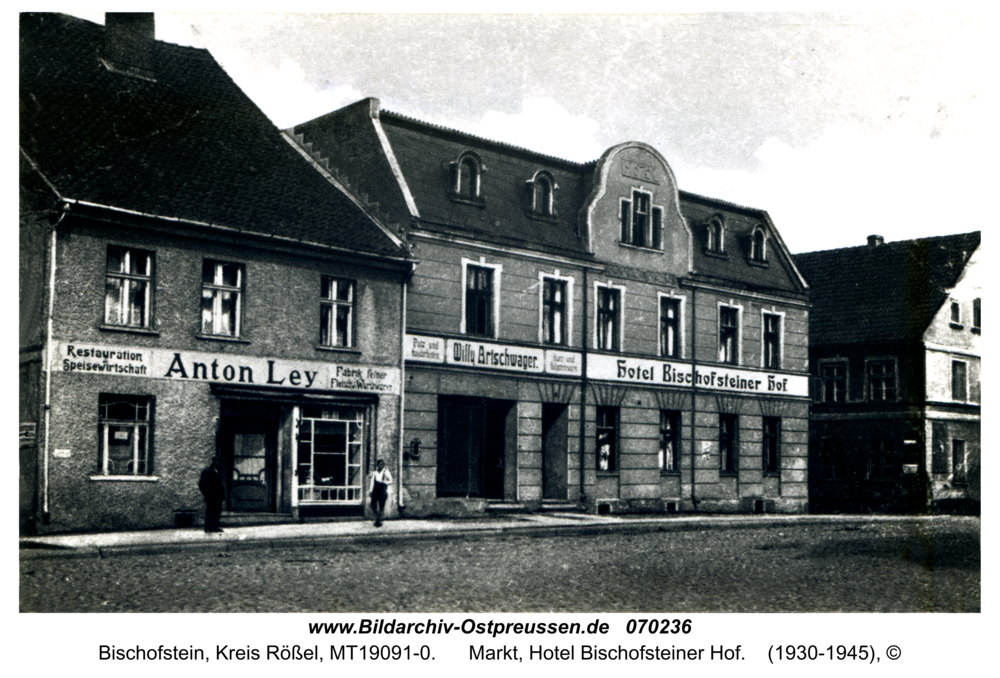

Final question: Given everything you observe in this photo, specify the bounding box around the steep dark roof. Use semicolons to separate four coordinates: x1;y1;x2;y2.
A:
794;232;980;345
19;13;406;259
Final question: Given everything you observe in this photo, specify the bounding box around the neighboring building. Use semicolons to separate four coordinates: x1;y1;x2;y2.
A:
795;233;981;514
20;14;413;534
288;98;812;516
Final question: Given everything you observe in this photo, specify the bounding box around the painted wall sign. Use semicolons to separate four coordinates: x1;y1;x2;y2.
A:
52;342;400;395
405;335;583;377
545;350;582;376
588;354;809;397
404;334;446;363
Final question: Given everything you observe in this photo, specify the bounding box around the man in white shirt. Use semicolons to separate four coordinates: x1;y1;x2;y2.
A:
369;459;392;527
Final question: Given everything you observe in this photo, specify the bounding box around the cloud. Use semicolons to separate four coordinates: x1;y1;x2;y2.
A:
460;98;603;162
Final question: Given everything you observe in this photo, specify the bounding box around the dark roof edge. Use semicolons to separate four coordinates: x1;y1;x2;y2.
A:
678;189;767;216
794;230;981;257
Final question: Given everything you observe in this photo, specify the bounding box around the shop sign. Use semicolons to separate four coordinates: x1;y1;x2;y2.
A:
51;342;400;395
588;354;809;397
447;339;545;373
404;334;446;363
545;350;582;376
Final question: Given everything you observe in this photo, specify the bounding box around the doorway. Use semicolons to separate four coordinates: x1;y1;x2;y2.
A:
220;402;278;512
437;396;514;499
542;403;568;500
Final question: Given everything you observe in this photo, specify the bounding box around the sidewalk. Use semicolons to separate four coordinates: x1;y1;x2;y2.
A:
19;512;960;560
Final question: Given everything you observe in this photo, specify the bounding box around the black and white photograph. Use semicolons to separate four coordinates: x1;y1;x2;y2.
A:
17;5;987;675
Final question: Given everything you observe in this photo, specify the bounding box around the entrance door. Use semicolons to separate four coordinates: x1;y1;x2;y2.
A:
221;405;278;512
542;403;568;500
437;396;513;499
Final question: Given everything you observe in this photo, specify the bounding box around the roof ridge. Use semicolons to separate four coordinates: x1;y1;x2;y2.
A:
795;231;980;257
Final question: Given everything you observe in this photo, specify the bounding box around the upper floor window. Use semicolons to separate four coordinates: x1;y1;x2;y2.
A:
463;262;497;337
450;152;485;205
762;416;780;475
750;226;767;263
705;216;725;254
950;300;961;324
951;360;967;401
596;406;619;472
660;296;681;358
98;394;152;476
596;285;622;352
529;171;556;218
659;409;681;473
719;413;738;475
541;277;567;345
867;359;896;402
201;260;244;337
719;305;740;365
620;190;663;249
320;277;355;348
762;313;781;369
820;361;847;403
973;298;981;332
105;246;152;329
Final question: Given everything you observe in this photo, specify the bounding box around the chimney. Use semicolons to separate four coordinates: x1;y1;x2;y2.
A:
103;13;155;78
867;234;884;248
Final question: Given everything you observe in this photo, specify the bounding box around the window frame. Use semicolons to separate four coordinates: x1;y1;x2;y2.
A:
718;302;742;365
594;281;625;352
705;215;726;255
866;357;897;402
951;439;967;484
596;406;619;473
749;226;768;264
761;310;783;370
719;413;739;475
867;438;896;481
528;170;557;219
658;293;684;359
659;409;681;473
319;276;356;349
104;245;153;330
819;360;848;403
460;258;501;338
539;271;574;346
973;298;981;333
96;394;154;478
819;437;845;481
201;259;245;338
619;189;664;250
762;416;781;475
951;359;968;402
450;152;486;206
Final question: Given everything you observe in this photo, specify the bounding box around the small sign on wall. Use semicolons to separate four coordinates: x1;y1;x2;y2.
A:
53;449;71;459
19;422;36;446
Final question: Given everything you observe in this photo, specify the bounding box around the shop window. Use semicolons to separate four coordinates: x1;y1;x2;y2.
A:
596;406;618;472
296;406;364;503
750;226;767;263
820;362;847;403
973;298;981;333
719;305;740;365
819;438;844;480
596;285;621;352
659;296;681;358
763;313;781;369
762;416;781;475
952;439;967;484
201;260;244;337
320;276;355;348
464;263;496;337
659;410;681;472
719;413;738;475
867;359;896;402
541;277;567;345
98;394;152;476
951;360;967;401
867;438;895;480
104;245;152;329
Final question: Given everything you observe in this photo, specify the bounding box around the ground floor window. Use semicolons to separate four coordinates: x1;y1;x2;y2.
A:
658;409;680;472
296;406;364;503
98;394;152;475
819;438;844;480
596;406;619;472
762;416;780;474
952;439;967;484
719;414;738;475
867;438;896;480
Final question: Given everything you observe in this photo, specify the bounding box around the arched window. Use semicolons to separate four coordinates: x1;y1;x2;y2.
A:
750;226;767;263
706;216;725;253
528;170;557;218
450;152;485;205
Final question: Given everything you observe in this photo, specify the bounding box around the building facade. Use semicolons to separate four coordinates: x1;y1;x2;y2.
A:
795;233;981;514
290;99;812;516
20;14;413;534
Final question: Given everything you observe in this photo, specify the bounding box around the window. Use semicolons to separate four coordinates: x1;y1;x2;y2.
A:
660;297;681;358
820;362;847;403
867;359;896;401
201;260;244;337
451;153;484;204
719;305;739;364
659;410;681;472
762;416;780;474
296;406;365;503
973;298;981;331
530;172;556;217
763;313;781;369
619;190;663;249
596;286;621;352
951;360;967;401
950;301;961;324
750;227;767;263
320;277;355;348
867;439;895;480
952;439;967;484
719;414;738;474
465;264;494;337
98;394;152;476
819;438;844;480
706;216;725;253
596;406;618;472
104;246;152;328
541;277;567;345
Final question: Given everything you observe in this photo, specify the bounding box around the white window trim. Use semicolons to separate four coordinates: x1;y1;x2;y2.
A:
619;186;664;250
460;256;502;338
817;357;849;403
202;260;243;337
760;308;785;370
528;170;558;216
657;291;686;359
452;152;485;200
717;300;743;366
538;270;575;347
750;226;768;262
864;356;898;401
951;358;969;402
320;276;355;348
105;245;153;329
593;280;627;352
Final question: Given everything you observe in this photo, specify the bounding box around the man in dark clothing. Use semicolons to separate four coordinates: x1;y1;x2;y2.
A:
199;456;226;533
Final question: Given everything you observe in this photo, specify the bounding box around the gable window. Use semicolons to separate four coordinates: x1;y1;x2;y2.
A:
105;245;152;329
762;416;780;475
596;285;622;352
973;298;981;333
951;360;967;401
596;406;618;472
659;296;681;358
529;172;557;218
98;394;152;476
762;313;781;369
320;277;355;348
719;414;738;475
706;216;725;254
201;260;244;337
451;153;485;205
659;410;681;472
620;190;663;249
719;305;740;365
750;226;767;263
867;359;896;401
541;277;567;345
820;362;847;403
465;264;495;337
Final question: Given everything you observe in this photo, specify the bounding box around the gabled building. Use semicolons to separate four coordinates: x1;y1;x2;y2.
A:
794;233;981;514
20;14;414;533
289;98;812;516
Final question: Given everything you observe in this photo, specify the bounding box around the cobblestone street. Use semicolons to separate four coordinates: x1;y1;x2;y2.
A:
20;518;979;613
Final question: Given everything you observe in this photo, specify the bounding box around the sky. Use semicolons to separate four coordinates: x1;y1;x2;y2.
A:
67;10;991;254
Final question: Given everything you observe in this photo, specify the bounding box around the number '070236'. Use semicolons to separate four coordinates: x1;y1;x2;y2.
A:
626;619;692;634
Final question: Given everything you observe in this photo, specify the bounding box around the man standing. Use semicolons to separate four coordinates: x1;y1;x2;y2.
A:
369;459;392;527
199;455;226;533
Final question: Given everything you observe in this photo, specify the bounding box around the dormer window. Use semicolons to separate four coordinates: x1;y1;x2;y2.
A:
705;216;725;255
527;171;557;220
749;225;768;264
619;190;663;250
450;152;486;206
